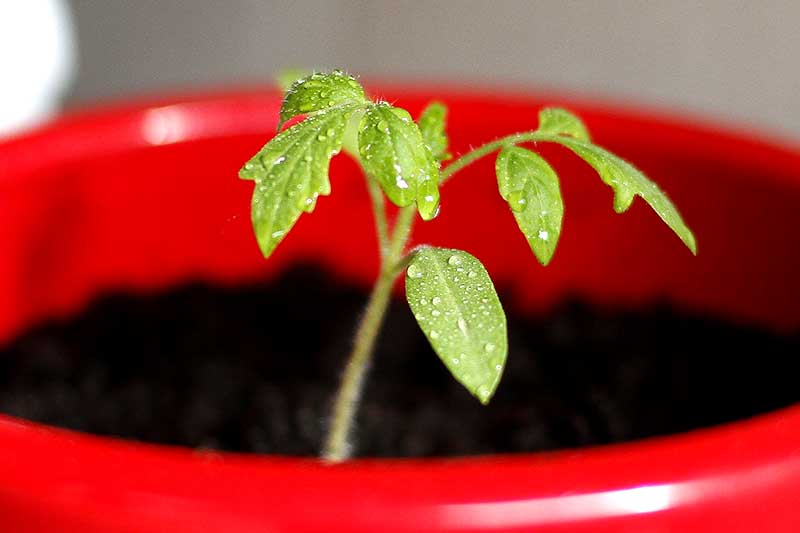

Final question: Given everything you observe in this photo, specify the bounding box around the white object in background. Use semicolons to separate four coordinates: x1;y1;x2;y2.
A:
0;0;76;137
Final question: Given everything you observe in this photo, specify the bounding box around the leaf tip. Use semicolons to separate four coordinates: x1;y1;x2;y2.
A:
417;203;440;221
255;233;279;260
684;230;698;255
536;249;555;267
476;387;496;405
239;159;259;181
416;187;441;221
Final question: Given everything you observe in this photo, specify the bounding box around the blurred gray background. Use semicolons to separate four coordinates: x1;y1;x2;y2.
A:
65;0;800;141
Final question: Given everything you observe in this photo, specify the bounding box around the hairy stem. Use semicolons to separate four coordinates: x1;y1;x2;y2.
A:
441;131;544;183
366;176;390;260
323;205;416;462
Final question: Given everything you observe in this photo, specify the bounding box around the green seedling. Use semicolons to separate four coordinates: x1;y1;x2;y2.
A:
240;70;696;462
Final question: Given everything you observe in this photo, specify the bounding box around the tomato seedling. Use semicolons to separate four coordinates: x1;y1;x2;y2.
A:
240;70;696;461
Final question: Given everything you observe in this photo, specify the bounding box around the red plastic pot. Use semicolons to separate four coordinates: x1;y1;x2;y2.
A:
0;86;799;532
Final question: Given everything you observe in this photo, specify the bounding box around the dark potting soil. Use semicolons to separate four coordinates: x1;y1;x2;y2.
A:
0;266;798;458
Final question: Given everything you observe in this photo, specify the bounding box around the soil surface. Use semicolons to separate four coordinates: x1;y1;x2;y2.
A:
1;266;798;457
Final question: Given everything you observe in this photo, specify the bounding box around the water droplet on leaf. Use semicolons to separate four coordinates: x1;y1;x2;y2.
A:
406;264;423;279
508;190;527;212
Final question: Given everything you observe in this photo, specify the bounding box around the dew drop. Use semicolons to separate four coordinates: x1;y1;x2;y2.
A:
508;190;527;212
273;156;286;165
432;296;442;306
377;119;389;131
419;298;428;306
448;255;462;266
457;318;468;335
468;271;477;279
244;162;254;170
271;230;285;239
430;330;439;340
317;134;327;141
484;343;496;353
431;309;441;317
303;154;313;162
452;358;460;365
406;264;423;279
538;230;549;241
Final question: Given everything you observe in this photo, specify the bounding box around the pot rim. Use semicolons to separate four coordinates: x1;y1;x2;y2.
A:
1;85;799;531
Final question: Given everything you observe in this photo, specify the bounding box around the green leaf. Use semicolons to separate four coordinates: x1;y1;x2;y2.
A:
405;247;508;404
279;70;368;129
537;107;591;141
496;146;564;265
239;104;358;257
548;135;697;254
418;101;451;163
358;103;441;220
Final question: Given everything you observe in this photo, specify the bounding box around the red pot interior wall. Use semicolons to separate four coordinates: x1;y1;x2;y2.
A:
0;88;799;532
